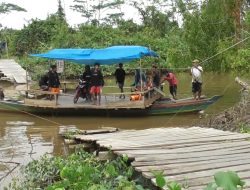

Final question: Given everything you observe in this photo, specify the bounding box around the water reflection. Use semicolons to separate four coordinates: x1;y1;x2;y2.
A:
0;119;65;188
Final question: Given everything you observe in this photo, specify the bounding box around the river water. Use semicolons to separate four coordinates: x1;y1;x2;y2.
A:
0;72;246;188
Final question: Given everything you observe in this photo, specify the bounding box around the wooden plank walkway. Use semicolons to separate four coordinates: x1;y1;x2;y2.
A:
0;59;28;83
72;127;250;189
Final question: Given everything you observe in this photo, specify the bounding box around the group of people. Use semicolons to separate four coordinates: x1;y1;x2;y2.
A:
39;63;104;105
39;59;203;104
80;63;104;105
161;59;203;100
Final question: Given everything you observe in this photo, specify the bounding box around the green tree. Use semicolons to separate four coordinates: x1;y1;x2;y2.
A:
71;0;125;25
56;0;66;22
0;2;26;14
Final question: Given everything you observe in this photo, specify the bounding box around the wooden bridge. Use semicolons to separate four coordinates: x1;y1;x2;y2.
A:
69;127;250;189
0;59;28;84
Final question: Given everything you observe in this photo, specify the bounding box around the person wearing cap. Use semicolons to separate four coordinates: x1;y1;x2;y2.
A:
115;63;126;99
161;70;178;100
90;63;104;105
190;59;203;100
48;65;60;99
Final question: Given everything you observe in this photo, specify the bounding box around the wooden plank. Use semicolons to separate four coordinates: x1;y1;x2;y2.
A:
74;127;231;140
132;152;250;167
136;153;250;172
74;127;236;141
88;133;231;147
95;134;250;150
87;130;236;143
80;128;119;135
134;146;250;162
114;140;250;155
138;157;250;178
116;144;250;159
144;163;250;180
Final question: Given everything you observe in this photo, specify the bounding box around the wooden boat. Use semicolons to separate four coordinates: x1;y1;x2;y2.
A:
0;89;221;116
0;46;221;116
149;95;222;115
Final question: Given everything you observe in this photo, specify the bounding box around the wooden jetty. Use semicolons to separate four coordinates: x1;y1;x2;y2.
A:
0;59;28;84
69;127;250;189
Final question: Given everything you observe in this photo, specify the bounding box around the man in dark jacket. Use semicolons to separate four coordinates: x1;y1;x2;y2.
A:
39;73;49;91
115;63;126;99
48;65;60;99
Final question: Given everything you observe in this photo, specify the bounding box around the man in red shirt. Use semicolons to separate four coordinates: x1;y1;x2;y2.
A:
161;70;178;100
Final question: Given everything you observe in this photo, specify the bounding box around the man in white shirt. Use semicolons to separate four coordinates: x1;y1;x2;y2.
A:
190;59;203;100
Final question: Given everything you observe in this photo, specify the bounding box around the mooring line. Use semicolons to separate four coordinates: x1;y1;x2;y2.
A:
0;102;62;126
200;35;250;65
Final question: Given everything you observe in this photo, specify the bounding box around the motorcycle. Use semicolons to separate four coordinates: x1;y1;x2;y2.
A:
73;79;88;104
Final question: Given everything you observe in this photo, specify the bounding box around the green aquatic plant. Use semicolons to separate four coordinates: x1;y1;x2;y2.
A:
152;170;182;190
63;130;81;140
239;122;250;134
8;151;149;190
204;171;245;190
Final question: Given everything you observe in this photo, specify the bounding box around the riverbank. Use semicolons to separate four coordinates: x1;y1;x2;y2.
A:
202;77;250;133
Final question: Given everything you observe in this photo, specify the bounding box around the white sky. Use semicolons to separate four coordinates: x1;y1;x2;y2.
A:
0;0;139;29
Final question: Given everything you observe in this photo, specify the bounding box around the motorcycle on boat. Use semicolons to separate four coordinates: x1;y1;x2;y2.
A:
73;79;88;104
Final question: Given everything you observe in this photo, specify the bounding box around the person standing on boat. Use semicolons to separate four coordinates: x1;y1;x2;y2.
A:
190;59;203;100
161;70;178;100
48;65;60;99
151;64;160;88
115;63;126;99
90;63;104;105
132;69;146;91
80;65;92;101
39;72;49;91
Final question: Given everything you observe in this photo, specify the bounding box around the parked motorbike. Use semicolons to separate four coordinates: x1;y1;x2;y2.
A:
73;79;87;104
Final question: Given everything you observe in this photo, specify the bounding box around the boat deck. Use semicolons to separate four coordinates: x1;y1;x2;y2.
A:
70;127;250;189
23;89;162;110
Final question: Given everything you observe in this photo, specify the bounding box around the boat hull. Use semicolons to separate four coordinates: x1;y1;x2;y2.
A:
149;95;222;115
0;95;221;116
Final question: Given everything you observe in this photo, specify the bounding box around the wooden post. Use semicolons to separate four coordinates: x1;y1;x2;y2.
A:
139;59;144;102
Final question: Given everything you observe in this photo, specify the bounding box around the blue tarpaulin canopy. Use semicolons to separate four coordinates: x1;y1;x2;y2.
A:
30;46;158;65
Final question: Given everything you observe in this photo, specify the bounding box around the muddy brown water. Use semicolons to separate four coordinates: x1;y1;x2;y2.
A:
0;72;247;188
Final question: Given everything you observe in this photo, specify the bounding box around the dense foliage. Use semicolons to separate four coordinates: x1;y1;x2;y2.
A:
8;151;149;190
1;0;250;79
